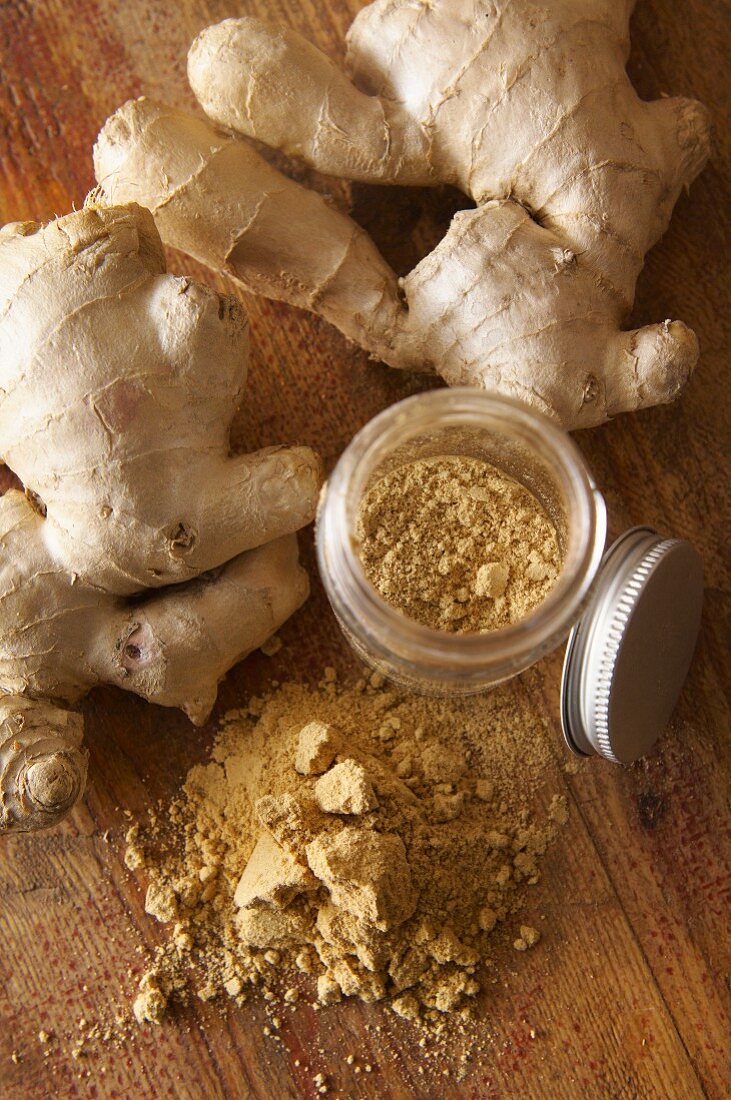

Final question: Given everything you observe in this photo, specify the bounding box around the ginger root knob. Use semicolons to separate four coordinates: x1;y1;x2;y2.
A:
25;755;81;813
0;698;88;832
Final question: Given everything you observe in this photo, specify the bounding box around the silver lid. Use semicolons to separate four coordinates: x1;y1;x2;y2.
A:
561;527;703;764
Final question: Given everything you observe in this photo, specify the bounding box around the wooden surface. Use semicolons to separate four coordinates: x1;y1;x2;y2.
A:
0;1;729;1097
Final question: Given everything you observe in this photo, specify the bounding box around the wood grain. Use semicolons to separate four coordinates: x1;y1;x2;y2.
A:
0;1;729;1097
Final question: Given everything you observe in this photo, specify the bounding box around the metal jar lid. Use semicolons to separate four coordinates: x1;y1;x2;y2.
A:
561;527;703;764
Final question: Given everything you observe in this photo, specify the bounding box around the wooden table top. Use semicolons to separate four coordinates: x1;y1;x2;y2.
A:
0;1;728;1097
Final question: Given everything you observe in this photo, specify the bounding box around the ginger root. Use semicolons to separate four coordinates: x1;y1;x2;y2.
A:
94;0;710;429
0;203;322;833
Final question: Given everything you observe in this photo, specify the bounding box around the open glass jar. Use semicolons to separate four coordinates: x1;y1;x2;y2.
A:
316;388;607;694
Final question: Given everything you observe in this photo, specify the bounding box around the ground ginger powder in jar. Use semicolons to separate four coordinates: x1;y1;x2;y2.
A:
355;455;561;633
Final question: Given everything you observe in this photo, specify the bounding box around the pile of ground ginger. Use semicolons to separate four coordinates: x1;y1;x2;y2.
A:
127;668;568;1029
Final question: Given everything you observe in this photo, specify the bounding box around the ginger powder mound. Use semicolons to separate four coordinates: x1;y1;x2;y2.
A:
130;671;566;1028
355;455;561;632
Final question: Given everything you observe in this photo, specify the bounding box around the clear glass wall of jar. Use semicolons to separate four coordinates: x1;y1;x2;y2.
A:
316;389;607;694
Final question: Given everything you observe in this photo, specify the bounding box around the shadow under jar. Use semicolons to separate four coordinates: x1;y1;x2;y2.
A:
317;389;607;694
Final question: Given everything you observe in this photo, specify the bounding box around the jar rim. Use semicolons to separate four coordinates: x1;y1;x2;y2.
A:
317;388;607;683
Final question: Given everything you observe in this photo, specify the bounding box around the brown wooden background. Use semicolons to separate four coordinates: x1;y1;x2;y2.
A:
0;1;729;1097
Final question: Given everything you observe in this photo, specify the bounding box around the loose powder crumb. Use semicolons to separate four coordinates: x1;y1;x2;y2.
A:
130;672;565;1027
132;973;168;1025
356;455;561;632
513;925;541;952
124;824;146;871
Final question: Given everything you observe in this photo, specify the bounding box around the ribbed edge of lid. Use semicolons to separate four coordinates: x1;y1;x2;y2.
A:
592;540;676;763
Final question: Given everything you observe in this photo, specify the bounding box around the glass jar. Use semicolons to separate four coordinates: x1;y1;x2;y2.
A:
316;388;607;694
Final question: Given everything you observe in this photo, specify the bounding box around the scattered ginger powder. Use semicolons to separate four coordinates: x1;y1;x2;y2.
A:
130;670;567;1029
356;455;561;632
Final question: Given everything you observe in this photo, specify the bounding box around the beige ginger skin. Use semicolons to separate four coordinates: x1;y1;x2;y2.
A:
0;204;322;833
94;0;710;429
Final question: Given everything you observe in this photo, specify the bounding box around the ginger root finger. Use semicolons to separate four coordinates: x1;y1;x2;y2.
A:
44;444;322;591
155;447;323;574
605;321;700;417
93;98;406;364
187;17;432;185
93;535;309;725
0;698;87;833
